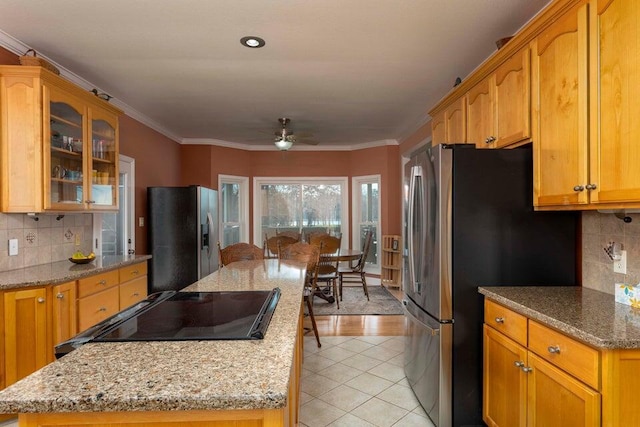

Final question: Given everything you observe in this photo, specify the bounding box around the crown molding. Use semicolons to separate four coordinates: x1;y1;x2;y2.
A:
181;137;398;151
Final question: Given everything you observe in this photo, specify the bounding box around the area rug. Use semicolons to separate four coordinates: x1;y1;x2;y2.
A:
311;285;404;315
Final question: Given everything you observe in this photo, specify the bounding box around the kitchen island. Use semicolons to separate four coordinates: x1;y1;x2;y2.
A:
0;259;306;427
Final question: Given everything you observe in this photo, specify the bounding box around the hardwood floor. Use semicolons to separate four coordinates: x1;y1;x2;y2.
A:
310;283;406;337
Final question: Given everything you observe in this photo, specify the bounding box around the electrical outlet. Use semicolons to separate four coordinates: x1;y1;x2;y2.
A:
8;239;18;256
139;217;144;227
75;234;81;246
614;250;627;274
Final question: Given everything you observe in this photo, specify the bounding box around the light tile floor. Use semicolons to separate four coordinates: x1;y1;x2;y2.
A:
300;335;435;427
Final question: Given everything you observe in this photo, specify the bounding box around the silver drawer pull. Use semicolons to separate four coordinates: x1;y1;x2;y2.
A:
494;317;505;324
37;297;45;303
131;270;139;275
548;345;561;354
98;280;106;285
56;293;64;299
514;361;525;368
521;366;533;373
99;307;107;312
133;292;139;297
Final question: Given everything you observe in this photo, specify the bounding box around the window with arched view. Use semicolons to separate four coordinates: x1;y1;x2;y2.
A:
254;177;349;246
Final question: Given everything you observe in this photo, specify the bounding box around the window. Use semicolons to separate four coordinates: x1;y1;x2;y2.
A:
93;155;135;255
218;175;249;246
253;177;348;246
352;175;381;273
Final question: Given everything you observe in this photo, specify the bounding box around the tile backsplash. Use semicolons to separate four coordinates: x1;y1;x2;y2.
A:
0;213;93;272
582;211;640;295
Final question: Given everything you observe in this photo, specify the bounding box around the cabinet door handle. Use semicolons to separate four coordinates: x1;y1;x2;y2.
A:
521;366;533;373
573;185;585;192
514;361;525;368
131;270;139;275
85;200;95;204
547;345;561;354
133;292;139;297
494;317;505;324
585;184;597;190
56;293;64;299
99;307;107;312
98;280;107;285
37;297;45;303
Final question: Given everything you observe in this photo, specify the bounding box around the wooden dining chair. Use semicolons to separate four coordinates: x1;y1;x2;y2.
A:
276;229;302;241
338;229;373;301
264;234;299;259
217;242;264;267
279;242;321;348
309;233;342;308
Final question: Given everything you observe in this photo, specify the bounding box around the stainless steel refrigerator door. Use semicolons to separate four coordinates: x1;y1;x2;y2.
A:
405;146;453;321
404;298;452;427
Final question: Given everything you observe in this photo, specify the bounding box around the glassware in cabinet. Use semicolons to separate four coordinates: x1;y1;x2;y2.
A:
47;99;85;209
86;112;118;209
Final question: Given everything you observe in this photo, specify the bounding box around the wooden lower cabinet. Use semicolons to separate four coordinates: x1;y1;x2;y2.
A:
483;325;527;427
527;352;600;427
483;299;602;427
77;286;120;332
3;287;49;386
51;281;77;355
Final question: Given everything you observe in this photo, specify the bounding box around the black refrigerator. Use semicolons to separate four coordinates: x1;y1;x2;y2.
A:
403;144;578;427
147;186;219;293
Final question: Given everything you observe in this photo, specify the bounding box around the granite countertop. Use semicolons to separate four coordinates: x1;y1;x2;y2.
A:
479;286;640;349
0;255;152;290
0;259;305;414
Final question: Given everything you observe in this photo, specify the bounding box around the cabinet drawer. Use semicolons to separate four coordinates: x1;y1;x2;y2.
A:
484;299;527;346
119;276;147;309
528;320;600;390
77;270;119;298
77;287;119;332
119;262;147;283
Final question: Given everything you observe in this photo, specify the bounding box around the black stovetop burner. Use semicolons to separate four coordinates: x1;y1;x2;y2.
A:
55;289;280;358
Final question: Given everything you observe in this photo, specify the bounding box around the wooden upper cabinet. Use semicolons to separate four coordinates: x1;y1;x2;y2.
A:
431;96;466;145
493;47;531;148
467;78;495;148
0;66;121;213
445;96;466;143
589;0;640;205
431;110;446;145
532;1;588;207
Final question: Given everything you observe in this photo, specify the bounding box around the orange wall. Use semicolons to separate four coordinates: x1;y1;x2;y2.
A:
180;144;403;247
118;116;182;254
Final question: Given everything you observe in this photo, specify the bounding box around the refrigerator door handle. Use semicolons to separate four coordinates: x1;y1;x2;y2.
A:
408;165;422;294
403;300;439;336
202;212;214;255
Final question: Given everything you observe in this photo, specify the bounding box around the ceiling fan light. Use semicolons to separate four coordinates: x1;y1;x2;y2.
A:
274;139;293;151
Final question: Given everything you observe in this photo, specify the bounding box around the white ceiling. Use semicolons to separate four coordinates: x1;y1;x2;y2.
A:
0;0;550;150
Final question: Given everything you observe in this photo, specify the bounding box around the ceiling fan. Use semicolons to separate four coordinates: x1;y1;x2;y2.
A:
273;118;318;151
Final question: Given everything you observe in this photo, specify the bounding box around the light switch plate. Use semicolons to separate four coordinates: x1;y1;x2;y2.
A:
8;239;18;256
614;250;627;274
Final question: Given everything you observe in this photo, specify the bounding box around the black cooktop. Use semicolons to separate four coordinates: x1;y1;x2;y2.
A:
55;289;281;358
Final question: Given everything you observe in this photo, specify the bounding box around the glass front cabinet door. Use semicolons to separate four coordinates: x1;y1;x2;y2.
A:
44;85;119;211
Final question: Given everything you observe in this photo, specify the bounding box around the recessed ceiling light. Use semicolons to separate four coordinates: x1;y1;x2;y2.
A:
240;36;266;48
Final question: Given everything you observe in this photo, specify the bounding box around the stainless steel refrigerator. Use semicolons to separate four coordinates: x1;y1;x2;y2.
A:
403;144;578;427
147;186;219;293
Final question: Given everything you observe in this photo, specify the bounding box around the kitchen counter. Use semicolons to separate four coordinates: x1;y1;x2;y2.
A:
0;259;306;425
479;286;640;349
0;255;152;290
